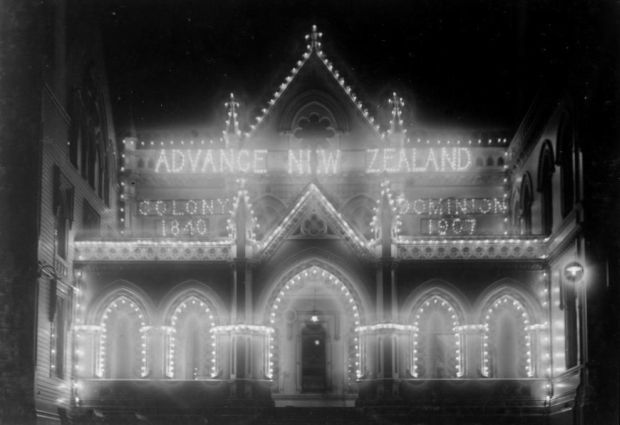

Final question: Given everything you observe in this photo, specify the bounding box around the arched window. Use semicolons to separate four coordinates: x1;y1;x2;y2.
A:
98;295;148;378
519;173;533;235
558;117;576;217
165;296;217;379
412;295;462;378
538;142;555;235
482;295;532;378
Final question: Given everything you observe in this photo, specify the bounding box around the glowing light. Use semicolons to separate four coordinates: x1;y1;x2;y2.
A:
482;295;534;377
167;296;217;378
366;148;472;173
411;295;463;378
98;295;148;378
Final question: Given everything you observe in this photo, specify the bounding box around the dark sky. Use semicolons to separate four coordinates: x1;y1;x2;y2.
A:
99;0;608;138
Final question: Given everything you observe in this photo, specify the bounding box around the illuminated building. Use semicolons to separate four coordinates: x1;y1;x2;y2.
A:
1;4;618;425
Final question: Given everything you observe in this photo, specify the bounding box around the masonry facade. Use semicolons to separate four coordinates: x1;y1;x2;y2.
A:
1;5;618;425
68;26;594;424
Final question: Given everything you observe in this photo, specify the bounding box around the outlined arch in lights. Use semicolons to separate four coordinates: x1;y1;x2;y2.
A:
481;294;533;378
265;263;363;385
411;295;463;378
97;294;149;378
165;295;217;379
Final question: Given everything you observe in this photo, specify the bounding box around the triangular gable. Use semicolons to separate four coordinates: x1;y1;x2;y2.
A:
256;183;370;260
245;25;381;138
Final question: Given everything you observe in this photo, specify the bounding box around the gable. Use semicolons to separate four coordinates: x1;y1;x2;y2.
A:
246;27;381;144
256;184;370;261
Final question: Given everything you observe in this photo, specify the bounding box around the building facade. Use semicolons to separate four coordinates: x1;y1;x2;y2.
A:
1;6;618;425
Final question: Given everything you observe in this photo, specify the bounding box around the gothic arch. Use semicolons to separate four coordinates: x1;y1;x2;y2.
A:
474;279;541;321
278;89;350;133
89;282;154;379
401;280;469;320
259;255;369;393
160;280;227;323
475;281;542;378
403;282;468;379
537;141;555;235
160;282;223;380
90;280;154;325
257;250;372;320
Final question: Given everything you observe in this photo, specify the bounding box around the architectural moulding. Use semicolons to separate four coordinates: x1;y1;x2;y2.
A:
74;240;233;262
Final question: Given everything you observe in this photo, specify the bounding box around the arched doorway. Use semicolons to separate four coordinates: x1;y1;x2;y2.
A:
265;263;363;406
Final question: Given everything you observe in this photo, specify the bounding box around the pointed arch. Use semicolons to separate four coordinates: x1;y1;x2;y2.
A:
92;284;153;379
160;281;227;323
404;283;468;379
537;141;555;235
476;282;541;378
261;256;367;392
257;250;372;319
160;282;225;379
401;280;470;319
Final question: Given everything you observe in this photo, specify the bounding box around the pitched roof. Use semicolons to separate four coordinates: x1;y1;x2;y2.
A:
245;25;382;138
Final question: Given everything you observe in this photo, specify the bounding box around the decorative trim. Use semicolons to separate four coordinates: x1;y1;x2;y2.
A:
257;184;370;261
397;238;547;260
356;323;417;333
211;324;274;334
75;240;233;262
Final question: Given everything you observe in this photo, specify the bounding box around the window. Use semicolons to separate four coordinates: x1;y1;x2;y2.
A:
538;142;555;235
519;173;533;235
562;276;578;368
558;118;575;217
68;64;111;205
54;297;67;378
53;166;74;259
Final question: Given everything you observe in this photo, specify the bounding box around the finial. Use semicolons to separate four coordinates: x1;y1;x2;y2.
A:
305;24;323;51
388;92;405;134
224;92;241;136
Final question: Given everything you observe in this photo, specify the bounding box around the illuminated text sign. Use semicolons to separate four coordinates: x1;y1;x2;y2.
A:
138;198;231;237
151;147;473;174
400;197;508;236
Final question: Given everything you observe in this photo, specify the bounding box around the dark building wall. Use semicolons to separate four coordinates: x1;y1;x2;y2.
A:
0;1;44;423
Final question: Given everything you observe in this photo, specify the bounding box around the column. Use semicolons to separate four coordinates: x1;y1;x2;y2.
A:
74;325;101;378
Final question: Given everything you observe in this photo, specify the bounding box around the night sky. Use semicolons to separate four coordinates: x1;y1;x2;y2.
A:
99;0;609;138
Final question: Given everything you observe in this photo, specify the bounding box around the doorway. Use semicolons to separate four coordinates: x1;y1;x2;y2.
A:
301;323;327;392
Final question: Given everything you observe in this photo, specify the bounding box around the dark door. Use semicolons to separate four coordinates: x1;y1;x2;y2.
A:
301;323;326;392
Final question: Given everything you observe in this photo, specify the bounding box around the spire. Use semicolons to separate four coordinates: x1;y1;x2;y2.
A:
223;92;241;145
388;92;406;135
305;24;323;52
